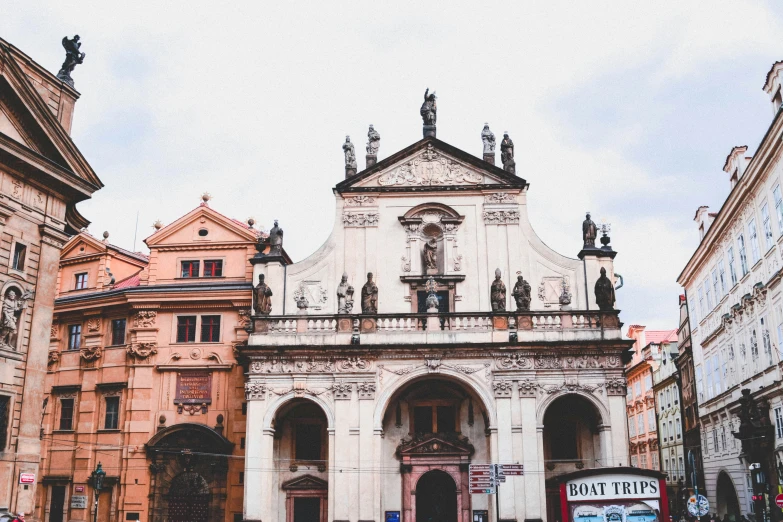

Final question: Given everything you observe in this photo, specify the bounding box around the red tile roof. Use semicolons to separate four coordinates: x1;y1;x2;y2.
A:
113;272;141;289
644;329;677;345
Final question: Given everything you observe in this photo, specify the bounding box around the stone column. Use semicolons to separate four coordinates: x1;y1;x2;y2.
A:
519;395;542;522
243;398;270;522
495;396;516;520
359;391;375;521
333;392;352;521
13;224;69;515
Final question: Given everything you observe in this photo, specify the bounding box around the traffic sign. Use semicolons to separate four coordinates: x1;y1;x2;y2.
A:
469;471;494;476
19;473;35;485
470;488;496;494
470;464;493;470
497;476;506;483
687;494;709;517
775;494;783;508
499;464;524;476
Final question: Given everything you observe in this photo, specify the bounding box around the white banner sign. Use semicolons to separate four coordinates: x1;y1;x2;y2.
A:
565;474;660;501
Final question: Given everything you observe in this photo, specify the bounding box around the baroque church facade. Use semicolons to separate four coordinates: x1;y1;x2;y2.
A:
241;108;632;522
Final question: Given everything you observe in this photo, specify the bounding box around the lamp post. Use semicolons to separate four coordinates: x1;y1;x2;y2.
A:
90;462;105;522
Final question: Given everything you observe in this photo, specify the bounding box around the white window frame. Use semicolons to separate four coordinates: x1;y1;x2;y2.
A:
762;203;774;250
718;259;727;294
728;247;738;286
738;233;749;275
775;184;783;234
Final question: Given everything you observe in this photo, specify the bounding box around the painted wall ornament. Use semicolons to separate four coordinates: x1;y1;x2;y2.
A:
512;275;532;311
491;268;506;312
361;273;378;314
583;212;597;248
254;274;273;315
595;267;616;311
337;273;355;314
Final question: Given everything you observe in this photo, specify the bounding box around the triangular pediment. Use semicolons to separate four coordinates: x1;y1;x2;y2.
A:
336;137;526;192
145;205;258;247
61;233;106;259
281;474;328;490
396;433;475;457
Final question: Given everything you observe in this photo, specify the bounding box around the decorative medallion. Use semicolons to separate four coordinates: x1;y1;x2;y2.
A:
330;381;352;399
86;318;101;333
79;345;102;361
127;342;158;360
292;281;329;311
495;352;532;370
493;379;513;397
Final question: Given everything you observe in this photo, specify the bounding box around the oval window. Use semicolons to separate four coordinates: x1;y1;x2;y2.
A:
198;229;209;237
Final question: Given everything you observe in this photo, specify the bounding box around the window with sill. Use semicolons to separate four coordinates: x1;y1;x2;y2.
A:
176;316;197;343
203;260;223;277
110;318;126;346
104;396;120;430
11;243;25;272
278;402;328;462
412;404;457;434
59;398;74;430
738;233;749;275
200;315;221;343
68;324;81;350
74;272;88;290
181;260;200;278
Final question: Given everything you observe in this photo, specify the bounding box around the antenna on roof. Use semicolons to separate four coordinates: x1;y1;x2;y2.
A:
133;211;139;251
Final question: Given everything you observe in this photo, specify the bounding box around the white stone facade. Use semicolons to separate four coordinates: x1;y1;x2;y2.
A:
241;137;631;522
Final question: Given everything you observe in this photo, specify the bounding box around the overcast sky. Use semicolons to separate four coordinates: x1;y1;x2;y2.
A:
3;1;783;329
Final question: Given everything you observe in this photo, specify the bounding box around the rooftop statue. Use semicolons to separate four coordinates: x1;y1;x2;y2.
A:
512;275;531;311
268;220;283;257
361;273;378;314
481;124;496;154
594;267;616;311
343;136;357;170
582;212;597;249
491;268;506;312
253;274;273;316
421;88;437;126
366;125;380;156
500;132;515;174
337;273;354;314
56;35;86;87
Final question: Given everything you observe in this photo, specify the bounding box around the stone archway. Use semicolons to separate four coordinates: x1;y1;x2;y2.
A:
416;470;458;522
716;471;740;519
167;471;210;522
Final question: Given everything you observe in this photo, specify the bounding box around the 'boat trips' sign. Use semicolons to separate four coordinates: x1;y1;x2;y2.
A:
566;474;660;501
175;371;212;405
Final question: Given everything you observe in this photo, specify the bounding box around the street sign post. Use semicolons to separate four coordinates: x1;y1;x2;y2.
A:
775;494;783;509
687;494;710;517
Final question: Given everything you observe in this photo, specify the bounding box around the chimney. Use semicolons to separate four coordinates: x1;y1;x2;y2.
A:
763;60;783;115
723;145;751;189
693;206;716;242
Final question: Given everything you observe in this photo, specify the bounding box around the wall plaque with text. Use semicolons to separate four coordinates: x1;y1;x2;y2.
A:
174;371;212;405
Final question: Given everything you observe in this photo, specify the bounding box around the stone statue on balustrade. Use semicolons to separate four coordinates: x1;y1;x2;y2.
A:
582;212;597;249
512;275;531;311
343;136;357;175
253;274;273;315
337;273;355;314
268;220;284;256
594;267;615;311
361;272;378;314
490;268;506;312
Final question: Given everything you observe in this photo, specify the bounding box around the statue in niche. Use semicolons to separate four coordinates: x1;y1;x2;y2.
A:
268;220;284;256
594;267;616;311
253;274;273;315
423;238;438;272
342;136;357;169
583;212;597;248
490;268;506;312
421;88;437;126
361;272;378;314
57;35;86;86
481;124;496;154
0;288;31;350
337;273;354;314
366;125;380;156
500;132;515;174
512;275;532;311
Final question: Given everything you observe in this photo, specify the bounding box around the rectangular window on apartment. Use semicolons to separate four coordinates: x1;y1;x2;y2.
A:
59;398;74;430
728;247;738;286
631;455;638;467
678;456;684;480
738;234;749;275
712;269;720;303
676;419;682;439
176;316;197;343
718;259;727;294
775;184;783;234
110;319;126;346
644;374;652;391
712;354;722;395
629;417;636;437
634;381;641;397
640;454;648;469
11;243;26;271
203;260;223;277
712;429;718;452
104;396;120;430
697;287;705;321
720;426;727;451
777;305;783;359
180;260;200;278
648;409;656;431
749;219;761;264
761;315;774;367
200;315;221;343
68;324;81;350
659;392;665;412
637;414;644;435
662;422;668;440
696;366;704;401
652;452;659;471
705;280;713;311
668;420;674;441
775;407;783;439
762;203;775;250
74;272;88;290
705;358;713;399
750;329;760;373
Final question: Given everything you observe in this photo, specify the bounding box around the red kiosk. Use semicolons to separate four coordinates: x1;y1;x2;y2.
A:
557;468;670;522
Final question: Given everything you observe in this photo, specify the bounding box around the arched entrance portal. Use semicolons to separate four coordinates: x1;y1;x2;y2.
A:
167;471;210;522
716;471;740;519
416;470;458;522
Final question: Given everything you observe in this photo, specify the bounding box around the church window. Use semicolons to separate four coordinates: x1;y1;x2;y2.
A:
0;395;9;448
68;324;81;350
176;316;197;343
181;260;200;278
11;242;26;271
762;203;774;250
110;318;126;346
74;272;88;290
59;398;74;430
200;315;221;342
104;396;120;430
294;423;323;461
203;260;223;277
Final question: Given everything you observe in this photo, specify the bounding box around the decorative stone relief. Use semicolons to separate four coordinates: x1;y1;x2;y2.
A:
563;355;604;369
79;345;102;361
133;311;157;328
535;355;561;369
249;357;373;374
344;196;376;207
518;379;540;397
425;357;442;373
330;381;352;399
86;318;101;333
47;350;60;366
377;145;483;186
343;212;379;227
237;310;252;328
483;210;519;225
538;277;569;308
357;381;376;399
495;352;532;370
127;342;157;360
541;380;602;394
293;281;328;311
401;255;411;273
245;381;267;400
50;324;58;339
493;379;513;398
484;193;516;204
605;377;627;396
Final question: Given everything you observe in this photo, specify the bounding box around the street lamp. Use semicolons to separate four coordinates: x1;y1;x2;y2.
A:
90;462;105;522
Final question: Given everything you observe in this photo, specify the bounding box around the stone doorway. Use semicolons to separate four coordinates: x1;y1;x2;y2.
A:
49;485;65;522
166;471;210;522
416;470;458;522
283;475;328;522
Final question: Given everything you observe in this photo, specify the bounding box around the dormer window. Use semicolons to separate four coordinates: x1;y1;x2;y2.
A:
74;273;88;290
203;260;223;277
181;260;200;278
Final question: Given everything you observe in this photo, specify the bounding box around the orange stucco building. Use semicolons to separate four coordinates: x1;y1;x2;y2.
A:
37;199;283;522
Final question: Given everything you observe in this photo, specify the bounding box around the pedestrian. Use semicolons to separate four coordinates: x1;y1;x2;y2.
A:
11;513;24;522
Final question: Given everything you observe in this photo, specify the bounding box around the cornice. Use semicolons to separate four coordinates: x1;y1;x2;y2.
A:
154;242;253;252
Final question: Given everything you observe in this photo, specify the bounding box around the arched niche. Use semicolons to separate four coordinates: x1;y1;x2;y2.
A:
0;281;30;351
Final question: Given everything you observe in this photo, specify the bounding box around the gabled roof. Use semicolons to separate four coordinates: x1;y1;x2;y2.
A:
645;329;677;345
61;231;147;265
145;203;260;246
335;136;527;193
0;39;103;198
